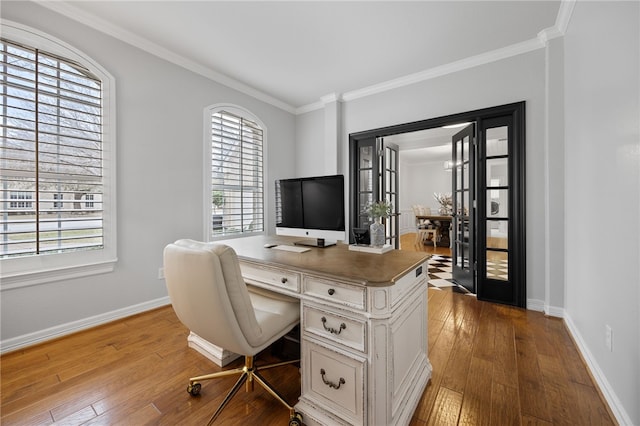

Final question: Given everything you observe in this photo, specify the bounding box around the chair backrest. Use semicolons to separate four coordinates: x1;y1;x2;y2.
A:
163;239;263;356
412;205;433;227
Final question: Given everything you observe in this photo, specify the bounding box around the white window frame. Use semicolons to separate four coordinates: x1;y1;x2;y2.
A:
203;104;266;242
0;21;117;290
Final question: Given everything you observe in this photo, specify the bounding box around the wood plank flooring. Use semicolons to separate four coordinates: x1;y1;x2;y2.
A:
1;238;617;425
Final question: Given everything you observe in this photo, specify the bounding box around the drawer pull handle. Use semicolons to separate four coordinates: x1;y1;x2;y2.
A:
281;277;288;283
321;317;346;335
327;288;335;295
320;368;345;389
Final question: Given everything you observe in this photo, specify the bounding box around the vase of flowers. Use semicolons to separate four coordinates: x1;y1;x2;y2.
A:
366;200;393;246
433;192;453;215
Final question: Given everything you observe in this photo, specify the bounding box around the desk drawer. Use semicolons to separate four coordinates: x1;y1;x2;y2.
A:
303;305;366;352
303;340;365;425
303;277;365;310
240;262;300;293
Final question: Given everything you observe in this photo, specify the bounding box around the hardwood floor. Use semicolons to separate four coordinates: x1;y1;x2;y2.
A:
1;242;616;425
400;232;452;257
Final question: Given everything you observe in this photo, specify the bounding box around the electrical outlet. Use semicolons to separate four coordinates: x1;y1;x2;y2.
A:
605;325;613;352
158;267;164;280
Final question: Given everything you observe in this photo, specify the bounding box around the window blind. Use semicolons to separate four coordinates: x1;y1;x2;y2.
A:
210;110;264;237
0;38;104;258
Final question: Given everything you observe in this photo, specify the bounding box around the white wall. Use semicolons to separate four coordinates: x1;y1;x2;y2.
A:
545;36;566;314
399;158;450;213
0;2;296;345
563;2;639;424
295;108;325;176
398;158;451;235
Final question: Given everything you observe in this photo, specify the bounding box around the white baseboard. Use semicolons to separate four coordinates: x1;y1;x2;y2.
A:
526;298;564;318
544;304;565;318
563;313;632;425
0;296;170;354
527;298;546;312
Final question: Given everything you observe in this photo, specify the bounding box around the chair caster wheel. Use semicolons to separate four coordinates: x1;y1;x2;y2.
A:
288;412;303;426
187;382;201;396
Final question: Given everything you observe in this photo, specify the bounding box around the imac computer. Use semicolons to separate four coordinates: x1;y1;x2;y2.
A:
275;174;346;247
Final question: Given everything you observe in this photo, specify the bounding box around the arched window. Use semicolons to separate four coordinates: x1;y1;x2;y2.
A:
1;21;116;287
205;105;264;240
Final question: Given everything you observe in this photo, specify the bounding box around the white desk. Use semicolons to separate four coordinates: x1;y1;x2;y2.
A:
190;235;431;426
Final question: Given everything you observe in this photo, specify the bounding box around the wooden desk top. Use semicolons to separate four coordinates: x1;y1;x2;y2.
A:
216;235;429;288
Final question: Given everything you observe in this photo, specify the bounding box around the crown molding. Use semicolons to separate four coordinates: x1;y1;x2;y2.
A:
538;0;576;44
341;37;543;104
295;35;541;114
34;0;573;117
297;1;574;114
555;0;577;35
34;1;297;115
296;100;325;115
538;26;563;45
321;92;344;104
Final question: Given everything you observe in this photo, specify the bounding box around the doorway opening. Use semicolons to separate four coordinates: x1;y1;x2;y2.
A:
348;102;526;307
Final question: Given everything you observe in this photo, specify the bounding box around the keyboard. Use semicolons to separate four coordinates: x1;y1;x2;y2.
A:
272;245;310;253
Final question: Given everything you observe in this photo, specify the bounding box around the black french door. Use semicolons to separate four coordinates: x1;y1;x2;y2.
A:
349;102;526;308
451;124;475;292
349;137;399;248
476;114;526;307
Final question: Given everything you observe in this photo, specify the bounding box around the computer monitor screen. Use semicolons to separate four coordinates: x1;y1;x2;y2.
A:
276;174;346;247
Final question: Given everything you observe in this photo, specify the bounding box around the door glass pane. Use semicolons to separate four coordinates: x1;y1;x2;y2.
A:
386;147;396;168
462;135;469;161
359;193;372;213
456;166;462;190
486;126;508;156
487;189;508;217
463;162;469;188
462;244;470;269
486;250;508;281
462;189;469;217
360;146;373;168
387;171;396;193
487;158;508;186
359;170;372;191
487;220;508;249
462;219;470;243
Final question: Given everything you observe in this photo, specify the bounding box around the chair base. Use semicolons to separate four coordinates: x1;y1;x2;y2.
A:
187;355;302;425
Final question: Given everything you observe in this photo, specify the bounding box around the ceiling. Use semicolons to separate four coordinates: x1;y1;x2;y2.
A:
40;1;562;113
389;125;468;164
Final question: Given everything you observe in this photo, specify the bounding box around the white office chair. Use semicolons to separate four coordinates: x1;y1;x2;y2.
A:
163;239;302;425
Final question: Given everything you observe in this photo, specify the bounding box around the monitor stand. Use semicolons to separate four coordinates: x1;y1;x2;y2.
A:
294;238;336;248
